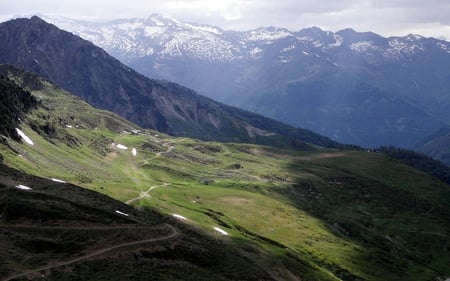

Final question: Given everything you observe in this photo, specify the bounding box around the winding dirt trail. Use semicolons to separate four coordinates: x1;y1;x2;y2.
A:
0;224;162;231
124;138;175;205
153;142;175;159
126;183;170;205
124;137;186;205
1;224;178;281
141;137;187;165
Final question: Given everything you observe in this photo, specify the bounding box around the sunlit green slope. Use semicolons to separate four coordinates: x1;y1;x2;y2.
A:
1;67;449;281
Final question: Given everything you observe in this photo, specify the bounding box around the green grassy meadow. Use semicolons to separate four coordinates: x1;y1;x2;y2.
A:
1;75;449;280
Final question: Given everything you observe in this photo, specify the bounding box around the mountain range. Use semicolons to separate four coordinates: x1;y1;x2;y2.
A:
0;16;345;150
40;14;450;148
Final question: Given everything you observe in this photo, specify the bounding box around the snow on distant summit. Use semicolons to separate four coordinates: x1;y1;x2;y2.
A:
7;14;450;149
38;14;450;63
41;14;237;61
245;27;292;42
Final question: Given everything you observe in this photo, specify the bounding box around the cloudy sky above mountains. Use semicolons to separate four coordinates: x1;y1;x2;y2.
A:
2;0;450;40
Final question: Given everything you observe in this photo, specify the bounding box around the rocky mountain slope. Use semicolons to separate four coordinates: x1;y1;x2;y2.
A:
1;65;450;280
0;16;345;150
41;14;450;147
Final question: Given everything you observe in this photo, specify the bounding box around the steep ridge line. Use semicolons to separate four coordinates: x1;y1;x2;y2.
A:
1;224;178;281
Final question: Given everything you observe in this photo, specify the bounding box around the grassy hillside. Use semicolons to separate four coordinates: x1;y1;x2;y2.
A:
1;164;299;281
0;69;449;280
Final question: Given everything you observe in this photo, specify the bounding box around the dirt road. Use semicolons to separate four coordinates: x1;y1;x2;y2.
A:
125;182;170;205
2;224;178;281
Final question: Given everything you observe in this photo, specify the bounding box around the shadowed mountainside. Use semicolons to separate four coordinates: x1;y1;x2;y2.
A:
0;17;346;150
42;14;450;148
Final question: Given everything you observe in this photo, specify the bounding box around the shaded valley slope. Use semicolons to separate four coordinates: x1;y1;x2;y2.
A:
0;66;449;280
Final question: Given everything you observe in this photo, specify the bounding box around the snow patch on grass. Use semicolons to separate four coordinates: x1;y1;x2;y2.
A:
51;178;66;183
214;227;228;235
15;128;34;145
115;210;129;216
172;214;188;220
116;144;128;150
15;184;32;191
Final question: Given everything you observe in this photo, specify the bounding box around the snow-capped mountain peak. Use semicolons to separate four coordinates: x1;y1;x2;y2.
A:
34;14;450;63
40;14;235;61
5;14;450;149
146;13;179;26
245;27;293;42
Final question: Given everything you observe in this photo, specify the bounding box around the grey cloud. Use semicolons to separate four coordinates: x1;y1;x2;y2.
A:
369;0;450;24
1;0;449;39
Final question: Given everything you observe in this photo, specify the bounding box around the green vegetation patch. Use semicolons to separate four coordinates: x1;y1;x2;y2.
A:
1;68;449;281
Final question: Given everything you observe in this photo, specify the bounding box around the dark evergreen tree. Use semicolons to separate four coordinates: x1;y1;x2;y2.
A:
379;146;450;184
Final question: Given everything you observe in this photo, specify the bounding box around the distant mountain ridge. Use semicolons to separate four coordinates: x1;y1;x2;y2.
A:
38;14;450;148
0;16;343;149
416;126;450;166
40;14;447;63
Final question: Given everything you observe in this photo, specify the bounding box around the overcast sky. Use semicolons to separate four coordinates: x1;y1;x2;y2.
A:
1;0;450;40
